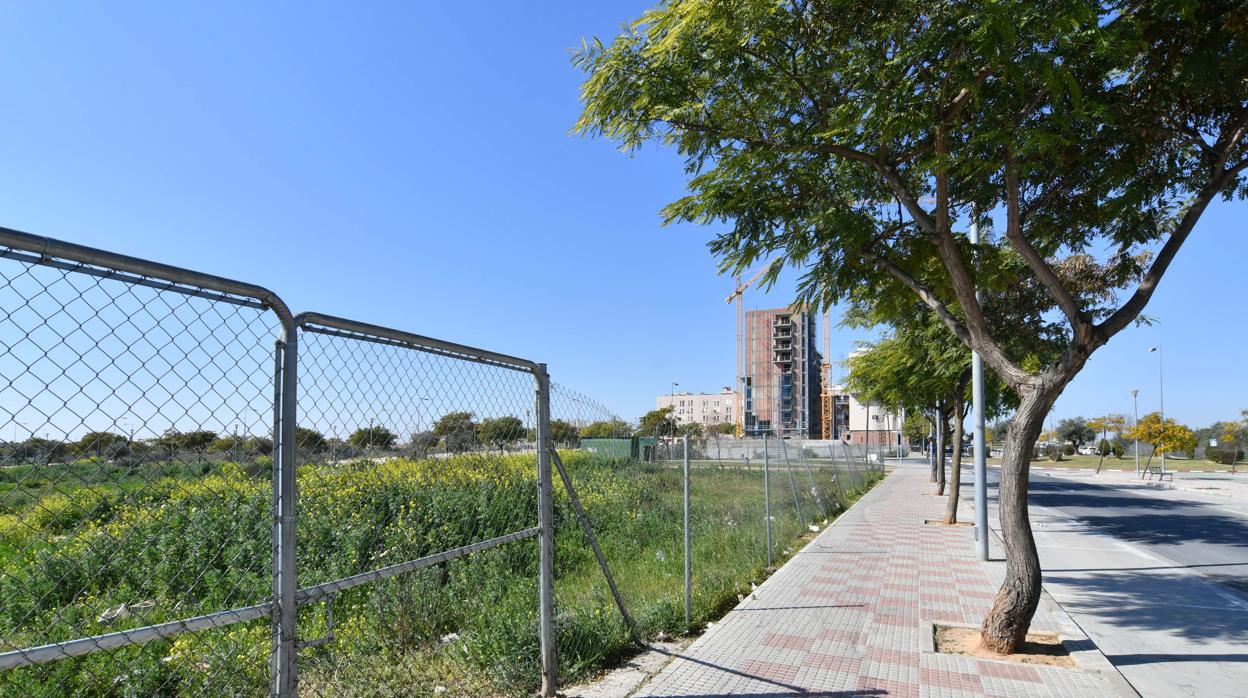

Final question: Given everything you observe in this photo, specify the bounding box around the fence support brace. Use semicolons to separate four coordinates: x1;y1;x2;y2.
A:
549;450;643;646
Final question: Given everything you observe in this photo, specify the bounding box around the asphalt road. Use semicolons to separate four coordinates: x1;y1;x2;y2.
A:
967;466;1248;697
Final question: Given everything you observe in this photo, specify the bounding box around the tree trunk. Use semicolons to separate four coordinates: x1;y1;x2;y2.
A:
944;403;966;524
935;411;948;495
980;388;1056;654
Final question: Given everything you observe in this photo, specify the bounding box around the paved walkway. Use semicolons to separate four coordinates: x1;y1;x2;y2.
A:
634;462;1134;697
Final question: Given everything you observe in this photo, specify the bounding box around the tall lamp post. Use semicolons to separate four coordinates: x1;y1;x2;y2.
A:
970;212;989;562
1131;389;1140;476
1148;346;1164;473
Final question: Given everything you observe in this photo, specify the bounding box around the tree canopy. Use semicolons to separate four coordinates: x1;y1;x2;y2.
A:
478;416;526;450
638;406;678;437
348;426;398;450
580;419;633;438
1125;412;1197;456
1057;417;1096;448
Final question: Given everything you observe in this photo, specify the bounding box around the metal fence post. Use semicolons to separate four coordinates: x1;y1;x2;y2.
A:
535;364;557;697
272;322;298;697
683;434;692;629
763;433;772;568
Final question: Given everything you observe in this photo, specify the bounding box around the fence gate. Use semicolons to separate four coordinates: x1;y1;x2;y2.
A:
0;229;292;696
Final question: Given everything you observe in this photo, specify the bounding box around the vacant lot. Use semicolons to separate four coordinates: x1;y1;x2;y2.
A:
0;452;879;696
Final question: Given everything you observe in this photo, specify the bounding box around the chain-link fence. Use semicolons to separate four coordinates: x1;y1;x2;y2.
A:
545;387;885;685
0;229;887;697
0;230;289;696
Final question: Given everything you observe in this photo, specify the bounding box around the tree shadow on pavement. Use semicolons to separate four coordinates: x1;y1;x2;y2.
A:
1044;570;1248;642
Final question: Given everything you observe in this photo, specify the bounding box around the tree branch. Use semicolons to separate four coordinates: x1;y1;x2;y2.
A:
1097;117;1248;342
860;245;1033;388
1002;145;1088;338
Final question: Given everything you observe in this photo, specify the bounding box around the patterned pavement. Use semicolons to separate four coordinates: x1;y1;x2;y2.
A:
633;462;1135;697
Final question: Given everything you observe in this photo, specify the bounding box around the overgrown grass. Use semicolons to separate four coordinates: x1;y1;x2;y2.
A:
0;452;882;696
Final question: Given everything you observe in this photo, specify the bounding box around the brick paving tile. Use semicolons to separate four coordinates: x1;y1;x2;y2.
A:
632;464;1129;697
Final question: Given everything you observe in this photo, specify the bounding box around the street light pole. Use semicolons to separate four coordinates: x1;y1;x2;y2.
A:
1131;389;1140;476
970;212;989;561
1149;346;1164;473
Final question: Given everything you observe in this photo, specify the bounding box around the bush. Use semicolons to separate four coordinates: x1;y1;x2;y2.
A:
1044;444;1064;461
1062;443;1076;456
1207;447;1244;466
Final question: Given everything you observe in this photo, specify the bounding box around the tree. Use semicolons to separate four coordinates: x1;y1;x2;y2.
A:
637;406;677;437
348;426;397;451
295;427;328;453
1057;418;1095;451
678;422;704;438
155;429;218;457
1087;414;1126;472
576;1;1248;652
902;411;929;446
706;422;737;437
409;431;439;456
181;430;218;454
987;420;1010;445
580;419;632;438
1125;413;1197;467
71;431;130;460
549;419;581;445
478;416;526;451
433;411;478;453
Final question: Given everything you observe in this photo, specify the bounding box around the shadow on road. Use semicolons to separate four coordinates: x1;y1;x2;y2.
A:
1045;570;1248;642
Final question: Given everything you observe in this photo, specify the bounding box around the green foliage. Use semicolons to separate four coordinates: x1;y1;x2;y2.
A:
408;431;439;455
1097;439;1112;457
579;419;631;438
637;406;677;437
69;432;129;459
677;422;703;438
1208;447;1244;465
0;452;883;695
705;422;736;437
347;426;398;450
1057;418;1096;448
295;426;328;452
549;419;581;445
477;416;526;450
434;411;479;453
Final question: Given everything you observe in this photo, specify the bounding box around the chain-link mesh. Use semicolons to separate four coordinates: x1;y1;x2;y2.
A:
293;318;542;697
547;386;885;687
0;233;885;697
0;246;281;696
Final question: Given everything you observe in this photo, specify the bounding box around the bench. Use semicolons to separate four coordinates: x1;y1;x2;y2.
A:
1142;463;1173;481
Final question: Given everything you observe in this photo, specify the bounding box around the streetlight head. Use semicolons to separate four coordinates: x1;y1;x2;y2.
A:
1148;346;1158;352
1131;389;1138;397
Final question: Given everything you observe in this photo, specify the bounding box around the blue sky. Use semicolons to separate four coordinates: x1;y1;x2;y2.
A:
1;2;1243;429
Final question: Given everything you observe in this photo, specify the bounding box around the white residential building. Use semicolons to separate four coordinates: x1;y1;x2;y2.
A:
657;388;737;428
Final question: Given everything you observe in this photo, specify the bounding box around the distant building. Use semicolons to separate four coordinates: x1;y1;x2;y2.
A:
823;384;906;447
741;308;821;437
657;388;737;428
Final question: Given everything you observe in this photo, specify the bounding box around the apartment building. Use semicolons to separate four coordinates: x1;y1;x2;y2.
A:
740;308;821;437
656;388;737;428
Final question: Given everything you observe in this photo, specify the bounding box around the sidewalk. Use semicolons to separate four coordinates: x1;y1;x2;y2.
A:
633;462;1133;697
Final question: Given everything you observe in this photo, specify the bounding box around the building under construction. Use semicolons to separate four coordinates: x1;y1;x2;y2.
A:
740;308;821;437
